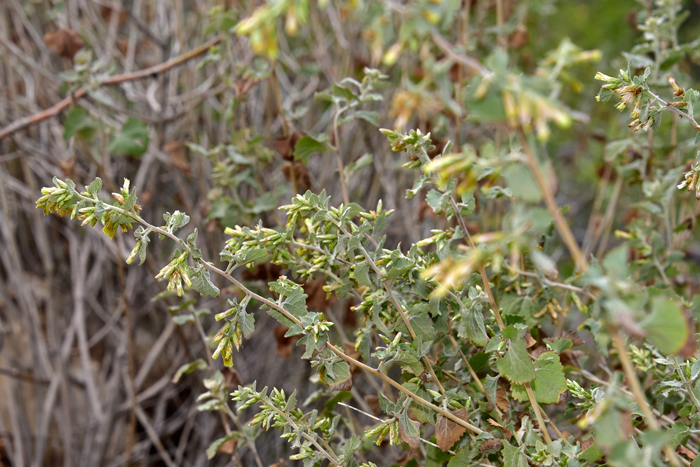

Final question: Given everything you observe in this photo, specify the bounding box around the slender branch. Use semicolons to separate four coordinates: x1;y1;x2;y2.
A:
516;131;588;272
525;383;552;444
430;30;490;78
0;36;222;140
646;89;700;130
505;265;597;300
338;402;458;455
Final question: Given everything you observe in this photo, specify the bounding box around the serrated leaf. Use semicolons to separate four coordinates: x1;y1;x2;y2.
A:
294;134;331;164
464;310;488;347
64;106;97;140
447;447;473;466
172;358;208;383
510;352;566;404
321;360;352;391
86;178;102;197
190;267;220;297
502;441;528;467
435;408;468;452
353;110;380;126
641;296;689;355
240;309;255;339
397;410;421;451
269;279;309;321
497;331;535;384
409;310;436;343
107;118;150;156
355;262;372;287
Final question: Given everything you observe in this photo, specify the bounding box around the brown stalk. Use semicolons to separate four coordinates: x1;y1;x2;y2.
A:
516;130;588;272
0;36;222;140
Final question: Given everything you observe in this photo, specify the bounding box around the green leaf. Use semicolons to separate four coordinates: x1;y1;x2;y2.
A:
397;409;421;450
269;279;309;320
172;314;195;325
320;359;352;391
354;262;372;287
172;358;208;383
602;245;628;279
107;118;150;156
403;382;432;423
497;329;535;384
641;296;689;355
409;309;437;343
190;267;220;298
332;83;359;102
447;447;473;467
353;110;380;126
86;178;102;197
511;352;566;404
464;310;488;347
344;153;373;180
63;106;98;140
294;134;332;164
240;309;255;339
502;164;542;203
502;441;528;467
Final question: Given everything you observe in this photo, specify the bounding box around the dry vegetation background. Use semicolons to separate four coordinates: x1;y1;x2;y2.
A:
2;1;696;467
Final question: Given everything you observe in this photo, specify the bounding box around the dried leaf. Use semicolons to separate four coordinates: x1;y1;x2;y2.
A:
274;131;303;160
677;445;696;460
435;408;469;452
219;438;237;455
496;385;510;413
100;6;128;26
330;377;353;392
222;367;242;387
364;395;380;414
164;141;191;177
273;325;294;360
508;25;530;50
282;160;312;191
44;29;84;60
234;78;261;97
487;418;503;429
398;414;421;452
478;438;502;453
580;438;595;451
561;330;585;347
524;332;536;348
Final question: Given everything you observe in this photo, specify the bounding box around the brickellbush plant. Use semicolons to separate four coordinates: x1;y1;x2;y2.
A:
35;0;700;466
